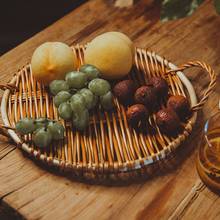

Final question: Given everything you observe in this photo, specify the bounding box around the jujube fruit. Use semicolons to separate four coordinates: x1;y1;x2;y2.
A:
148;76;169;98
156;108;181;136
126;104;149;128
113;80;135;105
134;86;157;111
167;95;190;120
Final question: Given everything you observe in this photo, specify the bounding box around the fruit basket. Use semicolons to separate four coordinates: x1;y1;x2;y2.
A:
0;45;216;175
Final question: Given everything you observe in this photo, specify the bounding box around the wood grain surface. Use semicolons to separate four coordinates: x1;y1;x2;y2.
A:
0;0;220;219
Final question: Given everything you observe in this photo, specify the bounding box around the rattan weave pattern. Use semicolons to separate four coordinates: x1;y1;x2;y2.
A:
0;46;216;174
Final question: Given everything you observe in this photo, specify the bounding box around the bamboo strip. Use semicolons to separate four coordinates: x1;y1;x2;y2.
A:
1;46;215;175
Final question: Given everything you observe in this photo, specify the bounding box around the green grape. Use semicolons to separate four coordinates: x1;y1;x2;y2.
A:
35;122;45;130
34;118;46;130
69;88;78;95
69;93;86;113
79;64;101;81
100;91;114;110
49;80;69;95
33;128;52;148
72;109;89;131
35;118;48;123
54;91;71;108
65;71;87;89
93;95;98;107
78;88;97;109
58;102;73;120
47;122;65;140
15;118;35;135
88;78;111;96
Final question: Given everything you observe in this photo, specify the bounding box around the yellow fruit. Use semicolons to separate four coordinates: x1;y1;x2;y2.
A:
84;33;133;80
104;32;135;57
31;42;77;85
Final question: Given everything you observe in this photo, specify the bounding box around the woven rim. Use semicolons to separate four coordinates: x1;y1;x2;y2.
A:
0;46;216;174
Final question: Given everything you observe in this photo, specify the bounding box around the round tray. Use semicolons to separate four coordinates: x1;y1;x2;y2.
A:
0;46;216;175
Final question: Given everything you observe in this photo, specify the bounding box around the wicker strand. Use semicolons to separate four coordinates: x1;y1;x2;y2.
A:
0;83;18;91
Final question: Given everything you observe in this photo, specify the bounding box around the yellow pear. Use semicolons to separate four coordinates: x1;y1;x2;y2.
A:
103;31;135;57
84;33;133;80
31;42;77;85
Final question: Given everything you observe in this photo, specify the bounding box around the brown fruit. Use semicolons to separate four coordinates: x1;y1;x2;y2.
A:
134;86;157;111
156;108;181;135
148;77;169;98
113;80;135;105
126;104;149;127
167;95;190;120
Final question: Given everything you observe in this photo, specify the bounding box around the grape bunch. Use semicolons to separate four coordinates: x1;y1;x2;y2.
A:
49;64;114;131
15;117;65;148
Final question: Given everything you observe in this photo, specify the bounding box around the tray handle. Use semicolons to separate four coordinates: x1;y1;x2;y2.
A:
165;61;217;112
0;82;17;139
0;124;14;138
0;83;18;91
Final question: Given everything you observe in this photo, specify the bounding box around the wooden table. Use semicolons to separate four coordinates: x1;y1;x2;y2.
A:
0;0;220;219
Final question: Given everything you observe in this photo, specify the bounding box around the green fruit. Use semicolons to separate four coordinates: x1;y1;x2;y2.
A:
72;109;89;131
100;91;114;110
33;128;52;148
15;118;35;135
78;88;97;109
34;122;46;130
88;78;111;96
34;117;48;123
58;102;73;120
54;91;71;108
69;93;86;113
34;117;52;130
47;122;65;140
79;64;101;81
49;80;69;95
65;71;87;89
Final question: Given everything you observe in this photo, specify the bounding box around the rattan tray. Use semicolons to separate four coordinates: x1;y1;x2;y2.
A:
0;45;216;175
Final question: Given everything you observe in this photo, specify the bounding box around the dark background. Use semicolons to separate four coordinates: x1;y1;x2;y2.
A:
0;0;86;56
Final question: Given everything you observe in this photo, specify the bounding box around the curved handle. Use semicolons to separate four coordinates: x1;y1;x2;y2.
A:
0;82;17;139
0;83;18;91
165;61;217;112
0;124;14;139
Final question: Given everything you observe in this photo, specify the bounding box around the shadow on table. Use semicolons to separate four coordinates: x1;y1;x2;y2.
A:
0;0;86;55
0;200;25;220
20;110;204;187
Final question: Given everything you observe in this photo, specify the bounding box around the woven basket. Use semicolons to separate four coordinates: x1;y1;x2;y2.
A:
0;45;216;175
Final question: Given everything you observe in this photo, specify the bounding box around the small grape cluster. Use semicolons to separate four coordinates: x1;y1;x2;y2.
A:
15;118;65;148
49;64;114;131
